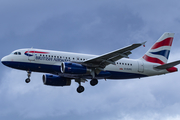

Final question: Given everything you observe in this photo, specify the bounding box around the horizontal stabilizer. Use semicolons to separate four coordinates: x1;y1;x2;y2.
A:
154;60;180;69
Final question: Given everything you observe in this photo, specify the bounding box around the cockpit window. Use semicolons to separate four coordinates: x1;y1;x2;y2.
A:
18;52;21;55
13;52;21;55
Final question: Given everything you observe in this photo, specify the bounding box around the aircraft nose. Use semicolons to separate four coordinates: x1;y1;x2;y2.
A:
1;56;9;66
1;56;6;65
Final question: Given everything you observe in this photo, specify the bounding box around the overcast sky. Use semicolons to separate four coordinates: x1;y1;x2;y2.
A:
1;0;180;120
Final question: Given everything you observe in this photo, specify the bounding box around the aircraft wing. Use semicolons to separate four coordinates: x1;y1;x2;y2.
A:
82;41;146;68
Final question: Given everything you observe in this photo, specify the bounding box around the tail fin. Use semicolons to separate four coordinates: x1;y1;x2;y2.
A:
142;32;174;64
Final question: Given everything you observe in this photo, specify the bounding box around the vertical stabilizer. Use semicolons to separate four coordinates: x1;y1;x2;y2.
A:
141;32;174;64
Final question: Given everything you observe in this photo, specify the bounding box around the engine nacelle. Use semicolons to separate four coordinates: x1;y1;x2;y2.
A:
43;74;71;86
61;62;90;74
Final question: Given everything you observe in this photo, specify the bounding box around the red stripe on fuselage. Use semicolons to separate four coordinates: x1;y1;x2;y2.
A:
25;51;49;54
151;37;173;49
143;54;165;65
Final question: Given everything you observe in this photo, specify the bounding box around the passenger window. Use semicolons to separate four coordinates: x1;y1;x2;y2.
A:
122;63;124;65
57;56;59;58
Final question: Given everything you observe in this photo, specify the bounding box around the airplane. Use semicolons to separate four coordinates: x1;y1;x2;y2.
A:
1;32;180;93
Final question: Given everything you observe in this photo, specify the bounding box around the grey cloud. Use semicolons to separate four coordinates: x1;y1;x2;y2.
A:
0;0;144;55
1;0;180;120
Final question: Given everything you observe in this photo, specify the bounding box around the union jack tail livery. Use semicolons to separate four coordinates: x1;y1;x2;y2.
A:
142;33;174;65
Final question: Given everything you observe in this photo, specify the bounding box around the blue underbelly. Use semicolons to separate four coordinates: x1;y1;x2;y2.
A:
2;61;147;79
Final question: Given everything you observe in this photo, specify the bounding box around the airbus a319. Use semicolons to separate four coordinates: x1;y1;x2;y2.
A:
2;33;180;93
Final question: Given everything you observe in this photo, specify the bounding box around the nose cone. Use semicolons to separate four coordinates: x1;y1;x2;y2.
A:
1;56;9;66
1;56;5;64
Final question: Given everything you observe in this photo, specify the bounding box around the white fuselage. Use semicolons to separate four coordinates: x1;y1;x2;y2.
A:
1;48;171;80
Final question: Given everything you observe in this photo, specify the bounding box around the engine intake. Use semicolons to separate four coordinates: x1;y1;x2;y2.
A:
43;74;71;86
61;62;90;74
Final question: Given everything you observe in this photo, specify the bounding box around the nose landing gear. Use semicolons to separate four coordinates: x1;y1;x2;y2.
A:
25;71;31;83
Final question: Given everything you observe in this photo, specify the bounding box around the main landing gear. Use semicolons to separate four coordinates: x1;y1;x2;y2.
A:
25;71;31;83
89;69;98;86
77;85;85;93
75;78;99;93
90;78;98;86
75;78;85;93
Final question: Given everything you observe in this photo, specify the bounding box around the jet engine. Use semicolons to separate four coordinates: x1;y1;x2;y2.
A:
61;62;90;74
43;74;71;86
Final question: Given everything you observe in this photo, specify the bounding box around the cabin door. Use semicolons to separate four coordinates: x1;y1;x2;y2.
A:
138;60;144;73
28;49;35;61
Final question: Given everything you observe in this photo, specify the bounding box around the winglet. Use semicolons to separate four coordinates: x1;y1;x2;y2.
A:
141;41;147;47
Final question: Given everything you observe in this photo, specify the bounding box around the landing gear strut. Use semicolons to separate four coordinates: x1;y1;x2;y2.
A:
25;71;31;83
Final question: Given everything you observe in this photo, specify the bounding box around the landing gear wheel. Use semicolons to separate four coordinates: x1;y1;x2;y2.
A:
25;78;30;83
90;79;98;86
77;86;85;93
